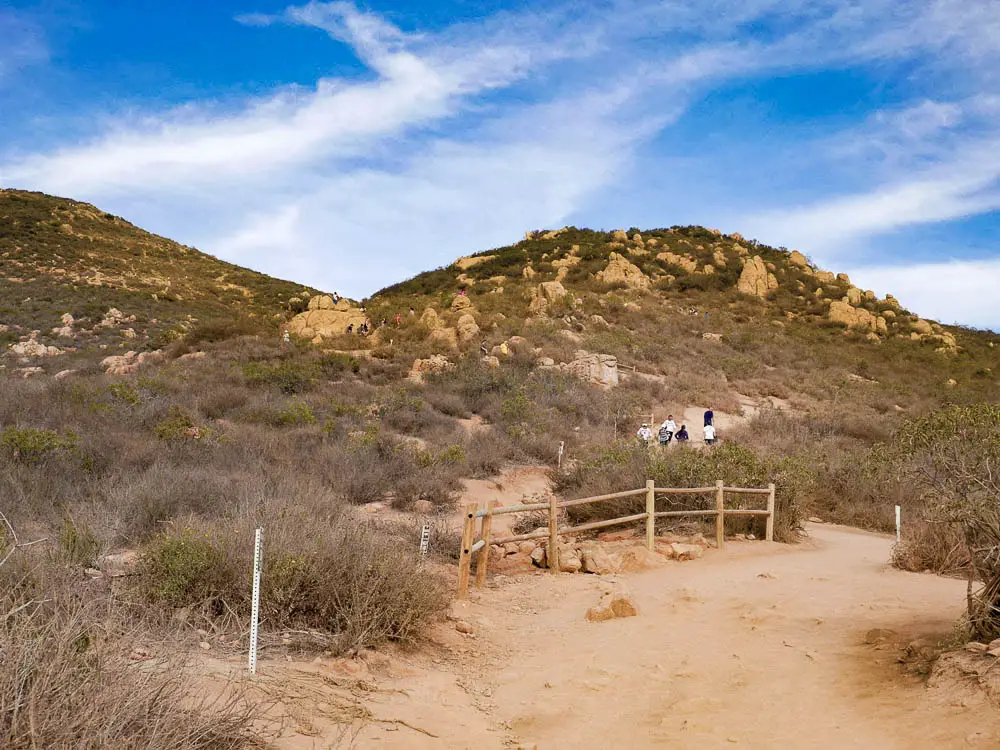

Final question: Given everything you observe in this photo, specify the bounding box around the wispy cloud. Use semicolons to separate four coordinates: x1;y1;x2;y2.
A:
0;10;47;81
1;0;999;328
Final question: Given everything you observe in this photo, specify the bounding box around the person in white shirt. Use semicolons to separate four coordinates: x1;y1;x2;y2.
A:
658;415;677;446
704;423;716;445
637;424;653;443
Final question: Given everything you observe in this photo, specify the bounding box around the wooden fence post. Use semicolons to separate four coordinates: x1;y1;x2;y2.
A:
457;504;476;598
475;500;496;589
766;483;776;542
645;479;655;550
715;480;725;550
548;493;560;572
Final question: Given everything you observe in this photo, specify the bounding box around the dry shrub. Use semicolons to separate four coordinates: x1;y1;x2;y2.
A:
135;489;449;653
556;441;808;542
0;555;261;749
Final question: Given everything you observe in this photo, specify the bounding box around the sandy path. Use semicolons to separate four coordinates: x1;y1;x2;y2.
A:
338;523;998;749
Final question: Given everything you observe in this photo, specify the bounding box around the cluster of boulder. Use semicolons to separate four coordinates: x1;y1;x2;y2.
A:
490;527;708;576
286;295;367;343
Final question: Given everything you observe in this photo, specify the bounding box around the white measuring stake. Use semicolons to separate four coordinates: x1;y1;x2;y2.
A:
419;523;431;558
557;441;565;470
894;505;901;544
248;528;263;676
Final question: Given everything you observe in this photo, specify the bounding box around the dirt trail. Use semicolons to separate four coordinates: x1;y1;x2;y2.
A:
334;523;998;749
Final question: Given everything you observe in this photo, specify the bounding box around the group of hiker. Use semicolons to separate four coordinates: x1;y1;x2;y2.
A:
637;409;717;447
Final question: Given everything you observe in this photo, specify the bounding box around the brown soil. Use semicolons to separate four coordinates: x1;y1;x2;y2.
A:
210;523;1000;748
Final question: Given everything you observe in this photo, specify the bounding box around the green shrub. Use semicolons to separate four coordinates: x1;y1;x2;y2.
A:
58;518;100;567
154;405;199;440
136;529;232;607
269;400;318;426
1;427;77;464
242;359;319;393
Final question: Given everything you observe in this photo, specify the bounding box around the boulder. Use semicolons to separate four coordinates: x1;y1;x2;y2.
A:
451;295;475;312
561;350;619;387
789;250;809;267
611;230;628;242
586;590;638;622
656;252;698;274
558;545;583;573
455;255;495;271
912;319;934;336
828;300;879;333
530;546;547;567
10;336;61;358
410;355;453;379
713;249;728;267
836;273;851;285
307;295;336;311
287;301;367;339
428;327;459;352
482;355;500;368
669;543;704;561
846;287;863;305
597;253;650;289
99;307;136;328
420;307;444;330
580;545;615;575
736;256;778;297
814;270;835;283
456;313;480;345
702;332;723;342
522;265;537;279
615;546;666;573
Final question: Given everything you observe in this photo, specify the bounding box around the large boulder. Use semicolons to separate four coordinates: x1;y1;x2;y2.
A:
10;335;61;358
737;256;779;297
420;307;444;330
287;306;367;339
846;287;863;305
597;253;650;289
529;280;573;316
428;327;459;352
912;319;934;335
828;300;882;333
451;294;475;312
552;254;580;280
656;252;698;274
455;255;495;271
580;545;615;575
456;314;480;345
789;250;809;267
561;350;619;387
410;355;453;380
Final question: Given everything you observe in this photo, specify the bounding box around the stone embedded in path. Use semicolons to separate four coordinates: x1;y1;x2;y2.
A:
586;589;639;622
668;543;704;561
580;545;615;575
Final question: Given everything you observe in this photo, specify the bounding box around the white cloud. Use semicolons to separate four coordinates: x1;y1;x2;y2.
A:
2;0;1000;330
848;258;1000;330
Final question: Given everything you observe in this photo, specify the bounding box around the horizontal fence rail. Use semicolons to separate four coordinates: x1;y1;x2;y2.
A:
456;480;776;598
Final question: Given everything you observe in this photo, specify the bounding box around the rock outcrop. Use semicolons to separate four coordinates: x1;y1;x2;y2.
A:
562;350;619;386
428;327;459;352
586;589;638;622
455;255;495;271
420;307;443;330
789;250;809;267
287;295;367;340
656;252;698;274
828;300;886;334
737;256;778;297
528;280;572;316
456;313;480;345
597;253;650;289
101;350;163;375
10;335;61;358
409;355;453;381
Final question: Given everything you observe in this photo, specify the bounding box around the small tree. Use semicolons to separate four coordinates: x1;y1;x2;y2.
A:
889;404;1000;639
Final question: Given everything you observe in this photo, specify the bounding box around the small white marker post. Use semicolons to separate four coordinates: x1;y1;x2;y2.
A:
894;505;901;544
419;523;431;558
557;441;565;470
248;528;263;677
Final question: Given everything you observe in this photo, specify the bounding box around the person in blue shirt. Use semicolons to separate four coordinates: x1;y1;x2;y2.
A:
704;408;714;427
675;425;690;443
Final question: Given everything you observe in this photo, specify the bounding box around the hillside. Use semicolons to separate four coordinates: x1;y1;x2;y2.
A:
0;189;318;362
362;225;1000;416
2;195;999;746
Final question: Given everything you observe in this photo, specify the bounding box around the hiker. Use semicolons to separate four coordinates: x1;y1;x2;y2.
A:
409;307;416;317
480;341;489;356
637;423;653;443
675;425;690;443
704;423;716;446
394;313;402;327
704;408;714;427
332;292;340;303
282;330;290;344
658;414;677;446
346;323;354;334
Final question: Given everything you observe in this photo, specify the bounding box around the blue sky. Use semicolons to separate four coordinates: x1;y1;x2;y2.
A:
2;1;999;330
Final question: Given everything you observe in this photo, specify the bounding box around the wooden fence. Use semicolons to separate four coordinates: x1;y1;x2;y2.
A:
457;480;775;598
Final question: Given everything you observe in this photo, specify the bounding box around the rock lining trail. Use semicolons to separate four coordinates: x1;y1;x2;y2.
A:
333;523;999;749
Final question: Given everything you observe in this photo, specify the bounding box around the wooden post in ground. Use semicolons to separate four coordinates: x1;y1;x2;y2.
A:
548;493;560;572
715;480;725;550
457;504;476;598
475;500;496;589
645;479;656;550
766;483;776;542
